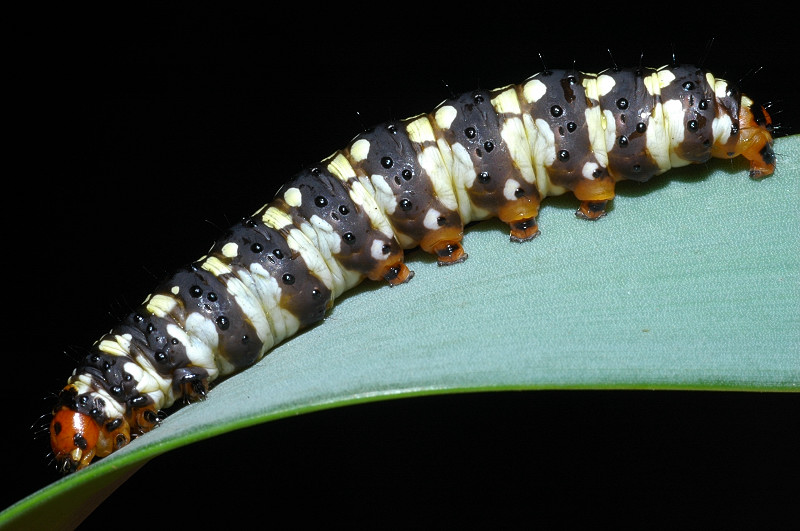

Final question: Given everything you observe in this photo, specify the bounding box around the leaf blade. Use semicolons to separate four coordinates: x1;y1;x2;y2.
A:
3;135;798;530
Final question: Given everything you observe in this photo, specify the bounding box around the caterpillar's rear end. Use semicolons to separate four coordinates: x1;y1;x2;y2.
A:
48;63;775;474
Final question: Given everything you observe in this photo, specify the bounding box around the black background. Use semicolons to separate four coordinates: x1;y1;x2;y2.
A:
7;6;799;528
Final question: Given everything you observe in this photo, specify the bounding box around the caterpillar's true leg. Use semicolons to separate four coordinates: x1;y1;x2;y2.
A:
173;368;210;403
90;416;133;462
128;402;163;434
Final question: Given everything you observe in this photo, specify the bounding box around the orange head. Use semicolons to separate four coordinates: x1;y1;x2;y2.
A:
714;96;776;178
739;99;776;178
49;406;100;474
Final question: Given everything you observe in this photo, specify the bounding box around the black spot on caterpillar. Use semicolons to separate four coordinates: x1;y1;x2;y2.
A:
46;62;776;474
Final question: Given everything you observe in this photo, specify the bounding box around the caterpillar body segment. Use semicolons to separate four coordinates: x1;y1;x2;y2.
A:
49;63;775;473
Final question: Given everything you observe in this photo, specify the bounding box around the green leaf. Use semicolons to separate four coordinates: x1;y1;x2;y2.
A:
2;135;798;530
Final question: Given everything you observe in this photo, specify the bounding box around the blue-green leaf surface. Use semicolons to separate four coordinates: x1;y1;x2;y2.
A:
2;135;797;530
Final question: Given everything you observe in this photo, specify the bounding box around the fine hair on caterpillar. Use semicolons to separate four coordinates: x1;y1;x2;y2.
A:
46;61;776;474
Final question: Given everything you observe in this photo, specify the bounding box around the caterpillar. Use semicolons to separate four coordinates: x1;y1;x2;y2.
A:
48;63;775;473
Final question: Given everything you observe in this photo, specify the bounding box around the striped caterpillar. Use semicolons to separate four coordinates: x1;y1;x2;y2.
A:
48;63;775;473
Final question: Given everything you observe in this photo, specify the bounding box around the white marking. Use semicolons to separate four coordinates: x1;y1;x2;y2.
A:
522;79;547;103
602;109;617;155
202;256;233;276
171;285;179;295
289;224;360;297
418;145;459;212
123;361;145;389
128;346;176;407
145;389;167;411
524;116;563;198
582;162;600;180
423;208;442;230
370;174;397;215
643;70;661;96
179;313;228;376
97;334;132;357
248;262;301;343
115;360;163;410
326;152;395;240
712;114;733;146
348;179;395;238
72;376;126;416
584;106;608;168
645;102;671;172
596;74;616;97
222;274;273;353
447;142;476;188
310;214;341;253
713;78;730;100
261;206;293;231
407;116;459;212
582;77;608;168
663;98;691;167
657;68;676;89
146;294;177;318
94;388;126;416
434;105;458;130
405;115;436;144
326;152;357;180
283;187;302;207
503;179;521;200
440;140;484;224
296;215;345;292
705;72;717;93
284;226;335;292
500;116;536;184
350;138;370;162
491;87;521;114
223;268;275;357
533;118;556;158
370;239;388;261
221;242;238;258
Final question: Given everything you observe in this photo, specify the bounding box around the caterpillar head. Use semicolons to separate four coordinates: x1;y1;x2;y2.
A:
50;406;100;473
49;385;134;473
739;98;775;178
717;96;776;178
